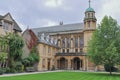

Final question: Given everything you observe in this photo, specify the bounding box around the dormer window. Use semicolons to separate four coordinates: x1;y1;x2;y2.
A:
41;33;45;40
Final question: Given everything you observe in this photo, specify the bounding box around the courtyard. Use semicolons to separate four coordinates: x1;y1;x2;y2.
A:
0;71;120;80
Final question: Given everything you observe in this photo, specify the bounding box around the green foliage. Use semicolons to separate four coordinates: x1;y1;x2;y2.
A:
26;67;35;72
8;34;24;61
0;33;24;73
30;46;39;62
0;68;3;75
22;58;31;67
0;52;7;62
4;67;10;73
22;46;39;68
104;64;118;72
15;61;23;72
87;16;120;74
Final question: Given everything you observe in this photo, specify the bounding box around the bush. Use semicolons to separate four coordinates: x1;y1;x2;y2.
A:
0;68;4;75
15;62;23;72
10;69;16;73
5;67;10;73
26;67;35;72
104;64;118;72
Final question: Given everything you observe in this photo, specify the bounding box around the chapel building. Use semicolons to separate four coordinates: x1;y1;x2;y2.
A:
23;1;104;71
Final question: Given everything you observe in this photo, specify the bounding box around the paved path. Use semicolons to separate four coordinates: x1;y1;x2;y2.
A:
0;70;120;77
0;70;64;77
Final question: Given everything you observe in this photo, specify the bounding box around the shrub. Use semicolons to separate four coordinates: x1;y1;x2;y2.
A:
15;61;23;72
0;68;4;75
26;67;35;72
104;64;118;72
5;67;10;73
9;68;16;73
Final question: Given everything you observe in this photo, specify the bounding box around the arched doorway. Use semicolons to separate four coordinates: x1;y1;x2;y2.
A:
59;57;68;69
73;57;81;70
47;59;51;70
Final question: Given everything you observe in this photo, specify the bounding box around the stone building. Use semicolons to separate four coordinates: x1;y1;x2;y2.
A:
23;1;104;71
0;13;22;35
22;29;58;71
0;13;22;68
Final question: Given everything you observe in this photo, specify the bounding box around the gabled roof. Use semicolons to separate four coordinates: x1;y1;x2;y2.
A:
32;23;84;36
13;21;22;32
0;13;22;32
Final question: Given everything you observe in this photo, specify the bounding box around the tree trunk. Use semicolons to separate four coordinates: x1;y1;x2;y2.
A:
109;66;112;75
0;62;1;68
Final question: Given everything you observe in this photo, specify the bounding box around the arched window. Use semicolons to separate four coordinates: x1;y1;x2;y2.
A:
62;49;65;53
57;39;61;47
75;37;78;48
62;38;65;48
67;38;71;48
80;37;84;47
43;46;46;55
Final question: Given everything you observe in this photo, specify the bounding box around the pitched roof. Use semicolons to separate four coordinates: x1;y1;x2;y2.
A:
13;21;22;32
0;13;22;32
32;23;84;36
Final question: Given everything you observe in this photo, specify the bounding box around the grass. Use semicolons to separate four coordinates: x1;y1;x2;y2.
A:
0;71;120;80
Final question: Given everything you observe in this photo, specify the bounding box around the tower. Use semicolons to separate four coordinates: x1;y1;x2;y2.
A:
84;0;96;29
83;0;97;52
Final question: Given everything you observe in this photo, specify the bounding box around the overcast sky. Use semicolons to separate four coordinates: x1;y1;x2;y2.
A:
0;0;120;31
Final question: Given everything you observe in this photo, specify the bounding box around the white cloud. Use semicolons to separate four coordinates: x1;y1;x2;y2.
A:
44;0;72;10
97;0;120;23
45;0;63;7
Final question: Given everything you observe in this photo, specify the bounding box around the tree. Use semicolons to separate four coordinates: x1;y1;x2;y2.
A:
0;52;7;68
87;16;120;75
7;33;24;72
0;33;24;72
0;35;9;68
22;46;39;67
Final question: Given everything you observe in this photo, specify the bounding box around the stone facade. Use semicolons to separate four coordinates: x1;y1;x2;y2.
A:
0;13;22;35
23;3;105;71
37;43;58;71
22;29;59;71
0;13;22;68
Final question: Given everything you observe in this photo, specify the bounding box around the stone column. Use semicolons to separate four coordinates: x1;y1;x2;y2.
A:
78;36;80;52
71;37;74;52
86;59;89;71
83;59;86;71
68;59;71;70
71;59;73;70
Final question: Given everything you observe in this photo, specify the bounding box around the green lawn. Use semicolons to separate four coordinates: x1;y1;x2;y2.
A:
0;72;120;80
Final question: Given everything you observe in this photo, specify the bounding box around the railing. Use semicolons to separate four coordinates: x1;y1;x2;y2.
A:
56;53;86;56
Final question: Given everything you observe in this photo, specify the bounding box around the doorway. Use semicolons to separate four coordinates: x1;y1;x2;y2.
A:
73;57;81;70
